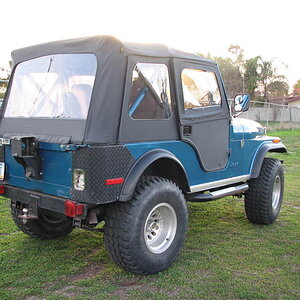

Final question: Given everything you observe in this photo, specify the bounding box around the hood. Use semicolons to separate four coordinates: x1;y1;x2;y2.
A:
237;118;265;139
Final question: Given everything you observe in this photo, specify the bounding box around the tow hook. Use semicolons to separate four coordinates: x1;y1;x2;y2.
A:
18;208;38;223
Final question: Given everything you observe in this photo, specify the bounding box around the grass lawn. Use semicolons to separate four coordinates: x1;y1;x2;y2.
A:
0;129;299;300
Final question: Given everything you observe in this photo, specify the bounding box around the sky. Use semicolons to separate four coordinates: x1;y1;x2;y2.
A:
0;0;299;88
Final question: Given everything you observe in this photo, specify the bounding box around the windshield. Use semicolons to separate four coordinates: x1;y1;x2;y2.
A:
5;54;97;119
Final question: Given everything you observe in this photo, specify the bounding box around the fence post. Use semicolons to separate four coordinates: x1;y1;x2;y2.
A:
266;103;270;127
280;104;284;124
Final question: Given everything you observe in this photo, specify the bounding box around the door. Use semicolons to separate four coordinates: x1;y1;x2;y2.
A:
173;59;231;172
119;56;178;143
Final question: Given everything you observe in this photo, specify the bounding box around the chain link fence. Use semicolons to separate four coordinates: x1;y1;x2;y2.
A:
241;101;300;129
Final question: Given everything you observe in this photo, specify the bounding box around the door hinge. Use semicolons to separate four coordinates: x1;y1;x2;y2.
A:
241;139;245;148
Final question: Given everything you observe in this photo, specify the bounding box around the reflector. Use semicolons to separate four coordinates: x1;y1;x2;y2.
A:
272;139;281;144
105;178;124;185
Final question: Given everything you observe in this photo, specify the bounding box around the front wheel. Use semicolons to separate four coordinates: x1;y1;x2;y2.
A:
245;157;284;225
104;176;188;275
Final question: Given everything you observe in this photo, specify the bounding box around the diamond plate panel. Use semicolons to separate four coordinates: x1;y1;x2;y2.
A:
71;145;135;204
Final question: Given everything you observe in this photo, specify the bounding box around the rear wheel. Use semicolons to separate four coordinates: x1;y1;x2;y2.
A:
12;206;74;239
245;157;284;224
104;176;188;275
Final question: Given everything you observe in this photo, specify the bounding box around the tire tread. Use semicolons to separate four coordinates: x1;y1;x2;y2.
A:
245;157;283;225
104;176;187;275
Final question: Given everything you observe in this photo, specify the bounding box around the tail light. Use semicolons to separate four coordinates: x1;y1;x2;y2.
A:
64;200;84;217
0;185;5;194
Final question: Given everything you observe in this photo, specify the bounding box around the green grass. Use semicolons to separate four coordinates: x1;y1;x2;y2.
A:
1;129;300;299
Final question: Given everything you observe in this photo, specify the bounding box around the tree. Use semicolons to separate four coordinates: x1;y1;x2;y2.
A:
228;44;244;67
268;80;289;97
293;79;300;95
0;63;10;80
197;46;245;98
244;56;288;102
213;56;243;98
197;48;289;102
0;63;10;99
244;56;261;99
257;58;274;101
228;45;245;93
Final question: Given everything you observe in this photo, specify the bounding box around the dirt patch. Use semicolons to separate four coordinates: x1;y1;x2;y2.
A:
194;269;212;278
187;248;204;253
266;267;281;273
71;262;104;281
292;265;300;272
112;277;180;299
43;261;105;298
53;285;84;298
113;282;156;299
293;206;300;210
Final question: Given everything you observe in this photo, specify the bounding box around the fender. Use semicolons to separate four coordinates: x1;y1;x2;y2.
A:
250;142;287;178
119;149;189;202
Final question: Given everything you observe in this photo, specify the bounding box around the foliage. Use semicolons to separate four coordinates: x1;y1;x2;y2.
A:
0;83;8;99
0;61;11;81
198;46;289;102
0;62;11;99
293;79;300;95
244;56;261;99
257;58;274;101
243;55;288;101
228;44;244;67
268;80;289;97
213;56;243;98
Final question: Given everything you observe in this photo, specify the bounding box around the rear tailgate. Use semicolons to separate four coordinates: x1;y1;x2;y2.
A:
3;142;72;198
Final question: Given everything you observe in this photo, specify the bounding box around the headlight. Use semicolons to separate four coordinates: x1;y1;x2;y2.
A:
73;169;85;191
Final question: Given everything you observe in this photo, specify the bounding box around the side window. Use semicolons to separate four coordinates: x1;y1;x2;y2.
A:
181;68;221;110
129;63;172;119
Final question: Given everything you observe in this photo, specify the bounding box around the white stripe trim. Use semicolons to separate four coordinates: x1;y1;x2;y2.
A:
189;175;250;193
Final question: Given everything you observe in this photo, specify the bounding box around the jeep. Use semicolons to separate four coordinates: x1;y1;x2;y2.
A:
0;36;286;275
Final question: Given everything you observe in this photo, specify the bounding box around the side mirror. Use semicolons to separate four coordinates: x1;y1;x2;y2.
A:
232;94;250;116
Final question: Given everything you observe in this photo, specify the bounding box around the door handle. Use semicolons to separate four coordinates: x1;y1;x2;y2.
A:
183;126;192;136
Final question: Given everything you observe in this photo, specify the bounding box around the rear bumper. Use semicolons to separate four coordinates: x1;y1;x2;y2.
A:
4;185;86;216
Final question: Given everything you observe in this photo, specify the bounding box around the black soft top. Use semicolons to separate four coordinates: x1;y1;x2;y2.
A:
1;36;215;145
11;36;214;66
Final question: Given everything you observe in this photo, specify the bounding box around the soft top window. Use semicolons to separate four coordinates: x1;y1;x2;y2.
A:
5;54;97;119
129;63;172;120
181;68;221;110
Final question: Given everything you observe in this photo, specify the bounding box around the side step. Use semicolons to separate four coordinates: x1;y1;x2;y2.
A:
186;183;249;202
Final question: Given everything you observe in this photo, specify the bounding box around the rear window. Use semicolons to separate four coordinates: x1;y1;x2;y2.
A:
5;54;97;119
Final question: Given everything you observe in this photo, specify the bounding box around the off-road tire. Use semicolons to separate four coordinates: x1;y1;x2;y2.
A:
104;176;188;275
12;206;74;239
245;157;284;225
